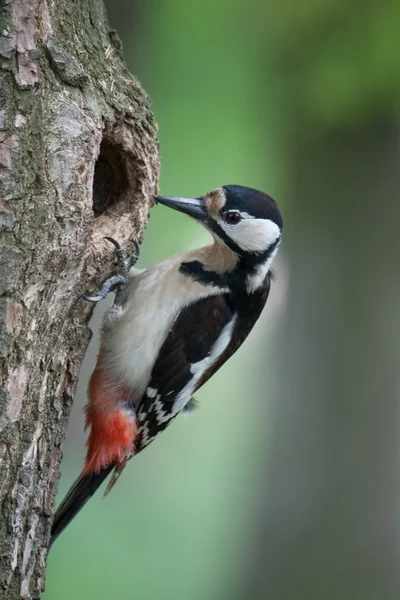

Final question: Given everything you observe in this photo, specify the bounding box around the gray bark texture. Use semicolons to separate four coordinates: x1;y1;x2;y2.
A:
0;1;159;598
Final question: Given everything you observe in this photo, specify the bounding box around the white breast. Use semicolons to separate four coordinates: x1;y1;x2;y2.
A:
100;249;226;401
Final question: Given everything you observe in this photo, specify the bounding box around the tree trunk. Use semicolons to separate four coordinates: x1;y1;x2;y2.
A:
0;2;159;598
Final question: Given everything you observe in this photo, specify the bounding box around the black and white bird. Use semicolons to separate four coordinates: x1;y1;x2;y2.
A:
50;184;283;546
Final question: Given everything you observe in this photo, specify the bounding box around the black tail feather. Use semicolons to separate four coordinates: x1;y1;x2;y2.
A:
50;465;114;549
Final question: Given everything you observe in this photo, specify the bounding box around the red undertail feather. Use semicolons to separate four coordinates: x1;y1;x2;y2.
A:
83;355;138;476
50;353;139;548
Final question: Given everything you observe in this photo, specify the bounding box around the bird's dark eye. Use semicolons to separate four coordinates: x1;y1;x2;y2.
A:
223;211;241;225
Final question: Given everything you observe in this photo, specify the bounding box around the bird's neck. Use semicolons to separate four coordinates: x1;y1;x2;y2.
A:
180;239;278;295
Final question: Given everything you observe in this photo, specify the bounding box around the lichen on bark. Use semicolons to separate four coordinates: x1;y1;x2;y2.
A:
0;1;159;598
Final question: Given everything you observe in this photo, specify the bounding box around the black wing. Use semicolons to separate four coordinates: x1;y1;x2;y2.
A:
195;275;271;390
136;275;271;450
136;293;234;449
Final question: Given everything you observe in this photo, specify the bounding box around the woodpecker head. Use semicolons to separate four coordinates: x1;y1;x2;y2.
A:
156;185;283;259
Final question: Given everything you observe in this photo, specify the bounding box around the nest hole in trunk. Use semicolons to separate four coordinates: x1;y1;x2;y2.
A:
92;139;129;217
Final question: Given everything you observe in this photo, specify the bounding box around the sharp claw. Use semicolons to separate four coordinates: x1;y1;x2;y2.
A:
83;294;103;302
127;239;141;269
104;237;121;250
132;239;140;257
88;238;139;303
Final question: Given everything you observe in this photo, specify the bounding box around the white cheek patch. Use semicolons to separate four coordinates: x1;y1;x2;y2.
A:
220;218;281;253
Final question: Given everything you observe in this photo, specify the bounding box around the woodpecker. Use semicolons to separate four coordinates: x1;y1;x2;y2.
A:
50;185;283;546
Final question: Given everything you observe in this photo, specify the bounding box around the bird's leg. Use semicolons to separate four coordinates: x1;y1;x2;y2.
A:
84;238;141;306
83;274;127;302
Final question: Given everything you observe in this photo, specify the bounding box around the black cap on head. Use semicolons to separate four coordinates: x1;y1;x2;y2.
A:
222;185;283;231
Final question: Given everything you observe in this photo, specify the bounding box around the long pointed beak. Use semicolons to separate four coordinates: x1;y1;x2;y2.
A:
155;196;207;220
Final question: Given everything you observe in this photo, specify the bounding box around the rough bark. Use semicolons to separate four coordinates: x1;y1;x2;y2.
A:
0;1;159;598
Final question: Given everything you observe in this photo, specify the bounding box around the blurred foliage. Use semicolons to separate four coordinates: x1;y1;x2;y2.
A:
251;1;400;125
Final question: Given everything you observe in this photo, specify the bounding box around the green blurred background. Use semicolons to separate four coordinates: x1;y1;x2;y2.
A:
45;2;400;599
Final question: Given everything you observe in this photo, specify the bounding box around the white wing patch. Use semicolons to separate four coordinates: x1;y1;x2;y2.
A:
139;316;236;446
146;387;158;398
172;316;237;415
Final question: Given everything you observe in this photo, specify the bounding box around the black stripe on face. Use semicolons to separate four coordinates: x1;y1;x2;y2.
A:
238;237;280;272
202;218;244;255
203;212;281;258
180;237;280;292
227;237;279;290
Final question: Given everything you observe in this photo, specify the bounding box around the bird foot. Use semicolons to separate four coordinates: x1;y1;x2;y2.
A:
84;237;141;306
